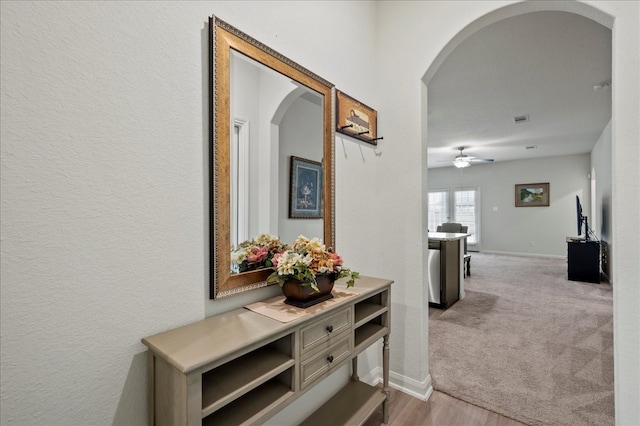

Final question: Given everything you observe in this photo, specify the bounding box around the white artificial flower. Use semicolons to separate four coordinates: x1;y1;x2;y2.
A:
277;251;302;275
307;237;325;251
231;247;247;263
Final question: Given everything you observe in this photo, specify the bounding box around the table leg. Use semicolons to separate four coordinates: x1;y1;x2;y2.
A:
382;334;390;423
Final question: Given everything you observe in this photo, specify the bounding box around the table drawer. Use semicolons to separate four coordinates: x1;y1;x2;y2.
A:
300;308;351;355
300;335;352;389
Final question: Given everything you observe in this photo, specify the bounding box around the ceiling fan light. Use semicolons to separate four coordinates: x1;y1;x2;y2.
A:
454;158;471;168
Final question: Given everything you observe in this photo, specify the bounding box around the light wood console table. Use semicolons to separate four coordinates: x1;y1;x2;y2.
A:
142;276;393;425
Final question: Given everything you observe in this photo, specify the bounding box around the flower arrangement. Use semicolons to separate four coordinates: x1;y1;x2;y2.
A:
267;235;360;293
230;234;285;273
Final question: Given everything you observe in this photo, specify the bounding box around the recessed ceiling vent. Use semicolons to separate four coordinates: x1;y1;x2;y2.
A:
514;114;530;124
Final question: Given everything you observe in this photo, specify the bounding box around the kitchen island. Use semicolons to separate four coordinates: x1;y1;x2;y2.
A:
427;232;467;309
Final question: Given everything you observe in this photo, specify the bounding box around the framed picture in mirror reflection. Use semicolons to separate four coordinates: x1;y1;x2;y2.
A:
289;156;323;218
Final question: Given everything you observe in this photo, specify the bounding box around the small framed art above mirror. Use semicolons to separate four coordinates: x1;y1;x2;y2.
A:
209;16;335;299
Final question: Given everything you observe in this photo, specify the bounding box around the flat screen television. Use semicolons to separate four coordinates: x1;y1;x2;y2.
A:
576;195;589;240
576;195;583;236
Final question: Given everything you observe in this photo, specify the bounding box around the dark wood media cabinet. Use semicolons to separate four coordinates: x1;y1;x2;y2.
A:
567;238;600;284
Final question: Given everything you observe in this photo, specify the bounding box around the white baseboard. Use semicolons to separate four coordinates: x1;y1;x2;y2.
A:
363;367;433;401
359;366;382;386
390;371;433;401
481;250;565;259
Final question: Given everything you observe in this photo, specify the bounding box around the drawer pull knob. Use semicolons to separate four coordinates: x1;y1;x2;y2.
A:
326;325;333;333
327;355;334;363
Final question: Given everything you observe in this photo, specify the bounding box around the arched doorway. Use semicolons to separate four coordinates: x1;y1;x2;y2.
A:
423;2;615;424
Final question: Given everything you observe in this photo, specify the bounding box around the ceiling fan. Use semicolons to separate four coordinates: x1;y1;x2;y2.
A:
450;146;494;168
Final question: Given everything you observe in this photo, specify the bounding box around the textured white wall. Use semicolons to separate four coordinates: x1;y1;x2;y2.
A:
428;154;592;257
598;3;640;422
1;3;208;424
591;121;612;279
591;121;612;244
0;1;378;425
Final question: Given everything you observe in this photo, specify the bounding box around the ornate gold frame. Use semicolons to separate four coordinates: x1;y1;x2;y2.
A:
209;16;335;299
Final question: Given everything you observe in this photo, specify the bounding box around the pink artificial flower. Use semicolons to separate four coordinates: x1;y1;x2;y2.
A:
272;251;283;266
329;252;343;266
247;246;268;264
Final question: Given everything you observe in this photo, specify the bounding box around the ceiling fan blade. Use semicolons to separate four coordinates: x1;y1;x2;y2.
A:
469;157;494;163
444;147;494;167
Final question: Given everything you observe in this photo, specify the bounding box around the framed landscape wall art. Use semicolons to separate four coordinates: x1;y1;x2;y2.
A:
515;182;550;207
335;90;379;145
289;156;323;218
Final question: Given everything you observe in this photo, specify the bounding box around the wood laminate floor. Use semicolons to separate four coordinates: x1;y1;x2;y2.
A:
364;387;526;426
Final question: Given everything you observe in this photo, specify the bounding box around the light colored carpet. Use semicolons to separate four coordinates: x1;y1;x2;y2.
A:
429;253;614;426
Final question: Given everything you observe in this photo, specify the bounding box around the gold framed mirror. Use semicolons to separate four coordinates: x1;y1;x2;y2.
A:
209;16;335;299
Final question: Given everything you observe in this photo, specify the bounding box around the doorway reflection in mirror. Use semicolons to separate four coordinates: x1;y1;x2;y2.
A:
229;50;324;275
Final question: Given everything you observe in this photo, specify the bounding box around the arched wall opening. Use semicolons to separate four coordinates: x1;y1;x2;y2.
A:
421;0;619;419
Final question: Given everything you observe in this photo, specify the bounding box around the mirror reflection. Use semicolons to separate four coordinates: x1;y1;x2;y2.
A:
210;16;334;299
229;50;324;274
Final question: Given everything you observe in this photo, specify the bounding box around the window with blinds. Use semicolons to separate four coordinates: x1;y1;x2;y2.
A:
428;190;449;232
428;187;480;246
454;188;478;245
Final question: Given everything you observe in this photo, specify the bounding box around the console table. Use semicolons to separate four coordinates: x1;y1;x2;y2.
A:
142;276;393;425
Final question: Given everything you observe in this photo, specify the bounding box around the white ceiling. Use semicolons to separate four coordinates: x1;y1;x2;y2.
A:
427;11;611;169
